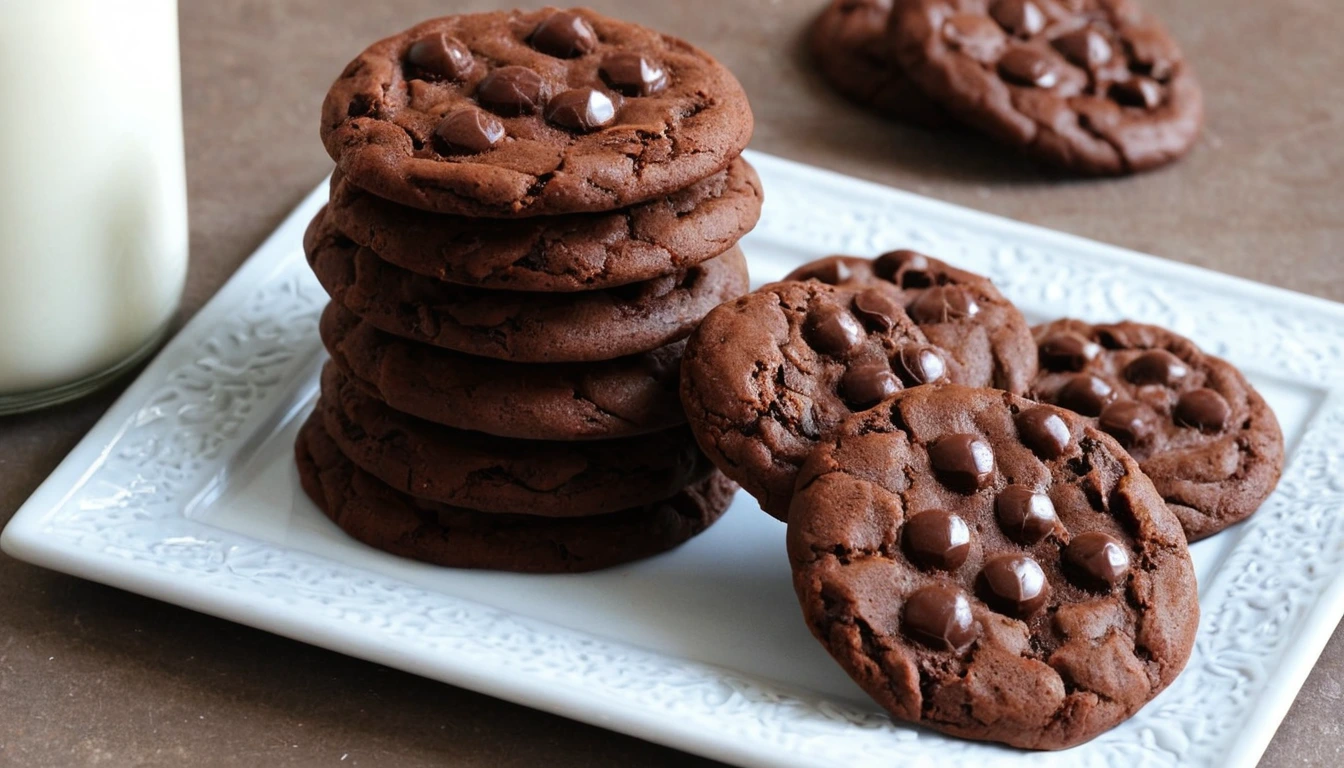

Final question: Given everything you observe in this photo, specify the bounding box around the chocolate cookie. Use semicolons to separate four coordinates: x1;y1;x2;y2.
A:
809;0;948;127
787;250;1036;394
888;0;1203;174
325;157;762;292
319;364;709;517
681;279;958;520
1029;319;1284;540
787;384;1198;749
321;303;686;441
305;208;749;362
320;8;754;217
298;413;733;573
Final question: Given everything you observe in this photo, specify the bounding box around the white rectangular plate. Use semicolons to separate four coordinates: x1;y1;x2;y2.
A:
6;152;1344;768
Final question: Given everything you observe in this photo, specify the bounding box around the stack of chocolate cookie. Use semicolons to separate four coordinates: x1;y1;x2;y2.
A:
809;0;1204;174
296;8;761;573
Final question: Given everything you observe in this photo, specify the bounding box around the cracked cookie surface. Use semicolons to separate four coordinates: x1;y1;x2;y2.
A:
787;384;1198;749
320;7;754;217
306;207;748;362
888;0;1202;174
298;412;734;573
1029;319;1283;540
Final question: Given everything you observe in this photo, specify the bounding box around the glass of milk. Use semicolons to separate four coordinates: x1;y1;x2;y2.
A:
0;0;188;414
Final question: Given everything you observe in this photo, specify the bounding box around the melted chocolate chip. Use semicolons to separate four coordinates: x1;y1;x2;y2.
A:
842;362;901;408
852;289;903;331
979;555;1050;617
790;258;855;285
895;345;948;386
600;53;669;97
908;286;980;324
1124;350;1189;386
995;485;1058;544
1057;373;1116;417
903;510;972;571
477;66;545;116
903;585;978;652
406;33;474;81
872;249;931;287
1065;532;1131;589
1039;333;1101;372
1052;27;1113;69
998;48;1060;88
529;11;597;58
545;87;616;132
929;434;995;493
806;305;865;357
941;14;1007;63
1112;77;1164;109
990;0;1046;37
1098;400;1152;446
1175;388;1231;432
1017;405;1073;459
434;108;505;154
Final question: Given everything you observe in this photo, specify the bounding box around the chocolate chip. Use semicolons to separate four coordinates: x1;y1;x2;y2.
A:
842;362;901;408
1124;350;1188;386
434;108;505;154
1111;77;1164;109
873;249;932;288
789;257;856;285
1175;388;1231;432
1052;27;1113;69
1099;400;1152;446
1065;532;1130;590
1057;373;1116;416
941;14;1007;64
600;53;668;97
406;33;474;81
806;305;865;357
908;286;980;324
903;509;972;571
998;48;1060;88
1039;333;1101;372
903;585;978;652
852;288;903;331
990;0;1046;37
529;11;597;58
895;345;948;386
477;66;545;116
1017;405;1073;459
995;485;1058;544
979;555;1050;617
545;87;616;132
929;434;995;493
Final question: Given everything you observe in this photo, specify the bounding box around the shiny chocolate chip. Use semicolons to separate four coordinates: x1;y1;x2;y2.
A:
979;555;1050;617
1057;373;1116;417
995;485;1058;544
1039;333;1101;372
852;288;903;331
941;14;1007;63
1099;400;1152;446
477;66;545;116
990;0;1046;37
434;108;505;154
1065;532;1131;589
1052;27;1113;69
600;53;668;96
406;33;474;81
903;585;978;652
908;286;980;324
929;434;995;493
903;510;972;571
1111;77;1164;109
895;345;948;386
1175;388;1231;432
545;87;616;132
806;305;865;357
998;48;1060;88
1017;405;1073;459
842;362;901;408
529;11;597;58
1124;350;1188;386
786;256;861;285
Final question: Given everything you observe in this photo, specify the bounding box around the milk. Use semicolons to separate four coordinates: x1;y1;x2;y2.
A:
0;0;188;405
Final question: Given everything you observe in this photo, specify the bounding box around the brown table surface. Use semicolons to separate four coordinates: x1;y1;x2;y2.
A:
3;0;1342;765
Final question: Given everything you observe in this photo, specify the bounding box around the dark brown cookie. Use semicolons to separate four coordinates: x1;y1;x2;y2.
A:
888;0;1203;175
319;363;709;517
297;413;734;573
680;279;960;520
325;157;762;292
1029;319;1284;540
320;8;754;217
305;208;749;362
786;250;1037;394
321;302;686;441
787;384;1198;749
809;0;949;127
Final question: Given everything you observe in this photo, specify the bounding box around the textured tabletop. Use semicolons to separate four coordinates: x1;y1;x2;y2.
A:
1;0;1340;764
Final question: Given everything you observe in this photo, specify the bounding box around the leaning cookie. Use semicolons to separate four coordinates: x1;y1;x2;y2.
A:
1029;319;1284;540
787;384;1198;749
787;250;1037;394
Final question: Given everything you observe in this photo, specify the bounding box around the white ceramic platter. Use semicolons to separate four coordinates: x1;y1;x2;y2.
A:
6;152;1344;768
